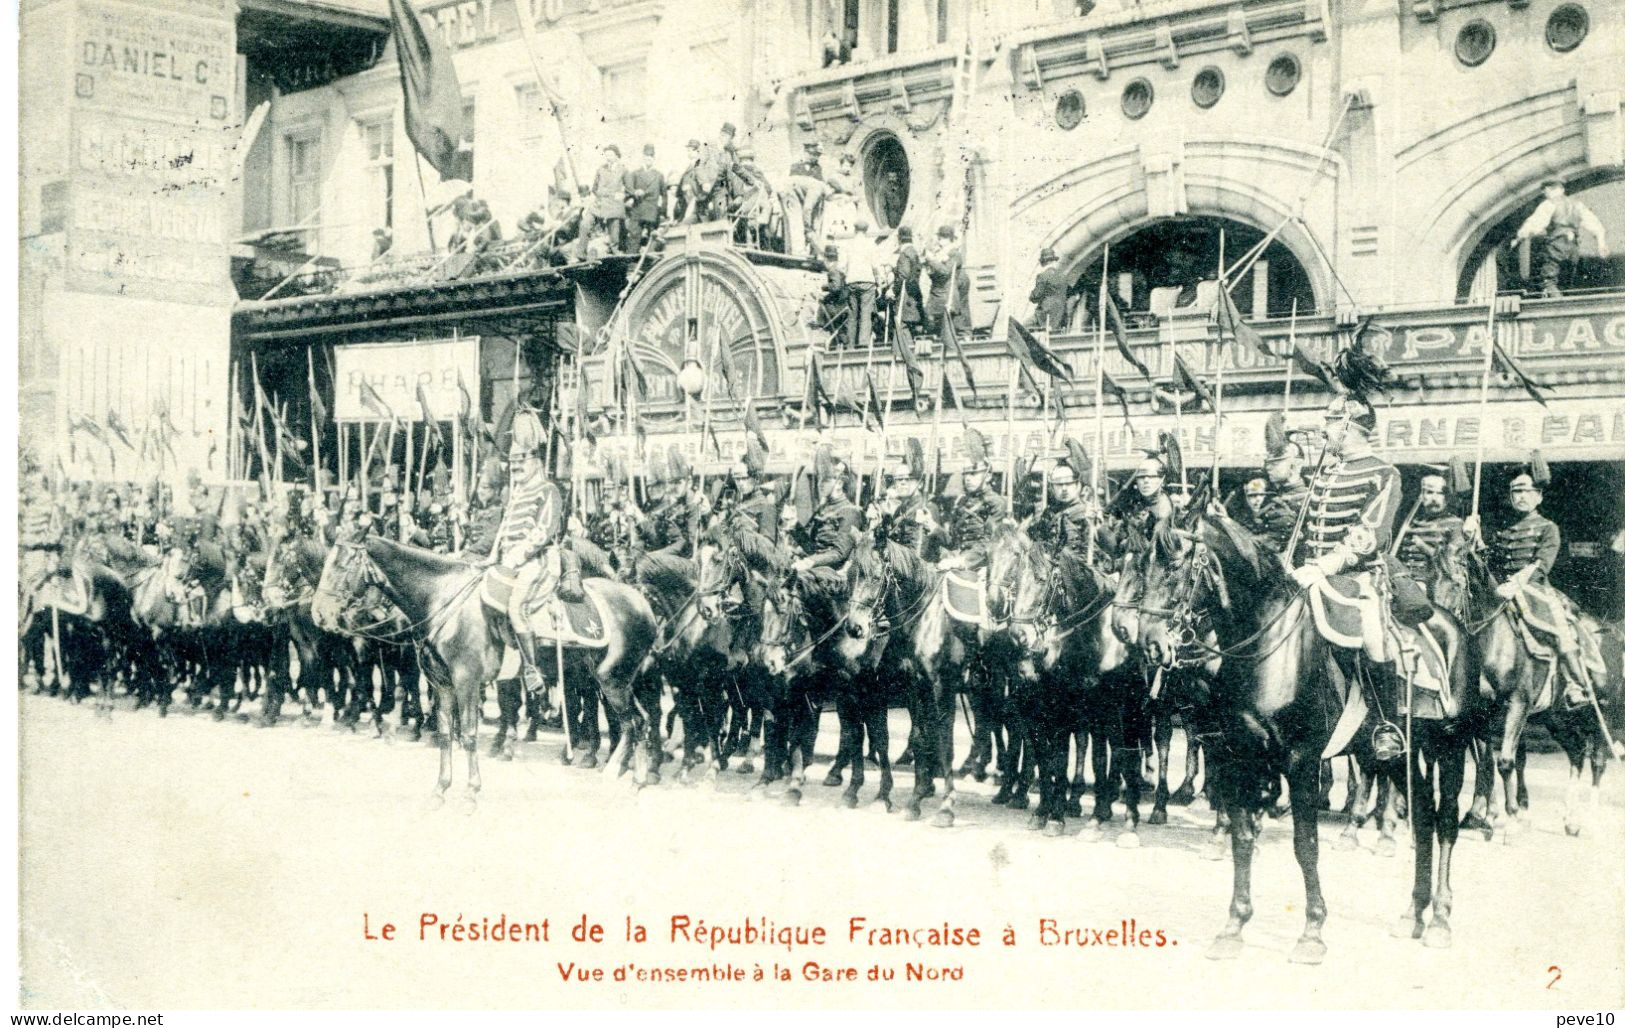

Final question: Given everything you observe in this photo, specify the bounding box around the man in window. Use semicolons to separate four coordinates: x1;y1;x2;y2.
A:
1511;178;1609;298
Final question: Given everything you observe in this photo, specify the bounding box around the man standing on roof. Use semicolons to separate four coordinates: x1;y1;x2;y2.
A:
1511;178;1609;298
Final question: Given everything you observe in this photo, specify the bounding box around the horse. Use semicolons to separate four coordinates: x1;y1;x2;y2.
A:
1000;531;1141;839
264;531;364;728
27;542;143;716
1133;510;1485;961
1432;536;1625;839
312;535;659;808
694;523;787;783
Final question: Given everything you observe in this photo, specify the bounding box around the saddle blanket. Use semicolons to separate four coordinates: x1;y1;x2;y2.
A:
481;567;607;647
1507;602;1604;716
1308;574;1448;701
942;569;988;627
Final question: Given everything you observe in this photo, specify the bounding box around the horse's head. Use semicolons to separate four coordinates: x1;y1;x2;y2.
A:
984;522;1027;626
1132;516;1241;671
1428;532;1476;619
844;539;891;643
757;580;807;679
695;533;743;623
311;538;382;634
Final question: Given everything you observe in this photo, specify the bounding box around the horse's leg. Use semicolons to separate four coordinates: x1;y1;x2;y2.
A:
1117;697;1148;845
1374;759;1402;858
1561;722;1586;838
783;690;808;807
430;681;453;808
865;693;894;812
1149;709;1172;825
842;687;866;808
1337;754;1376;850
1515;736;1530;811
825;684;857;789
1031;702;1060;834
1461;732;1497;837
458;665;482;813
1587;731;1607;832
1206;802;1257;959
1497;695;1530;839
1286;750;1329;964
493;676;520;760
1071;726;1093;816
1423;743;1463;947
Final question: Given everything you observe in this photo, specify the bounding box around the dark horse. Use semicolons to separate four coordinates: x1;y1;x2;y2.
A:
312;535;659;809
1431;535;1625;839
1135;512;1485;961
1002;530;1141;839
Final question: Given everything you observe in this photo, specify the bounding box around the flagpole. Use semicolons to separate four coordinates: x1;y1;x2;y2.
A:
1211;229;1225;494
414;153;439;252
1003;356;1019;504
1094;247;1109;509
1284;298;1298;413
308;348;322;493
1470;296;1498;520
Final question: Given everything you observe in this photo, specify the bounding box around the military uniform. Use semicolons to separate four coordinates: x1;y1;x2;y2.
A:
1254;480;1309;552
1488;510;1560;585
727;488;781;544
941;484;1006;567
1396;509;1466;589
1484;507;1595;704
1293;452;1402;572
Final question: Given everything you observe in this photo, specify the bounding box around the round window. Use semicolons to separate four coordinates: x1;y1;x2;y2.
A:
1192;67;1225;109
1055;89;1086;130
1455;19;1496;67
1122;78;1154;120
1546;4;1588;52
1265;53;1301;96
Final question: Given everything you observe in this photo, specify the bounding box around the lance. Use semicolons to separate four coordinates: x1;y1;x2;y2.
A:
307;347;323;494
1211;227;1226;495
1470;296;1498;520
1003;354;1019;503
1089;246;1110;566
1284;297;1298;413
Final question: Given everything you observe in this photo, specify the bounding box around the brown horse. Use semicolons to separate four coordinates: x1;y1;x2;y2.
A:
312;535;659;810
1135;512;1486;962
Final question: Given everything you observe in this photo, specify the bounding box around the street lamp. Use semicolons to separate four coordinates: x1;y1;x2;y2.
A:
678;315;705;398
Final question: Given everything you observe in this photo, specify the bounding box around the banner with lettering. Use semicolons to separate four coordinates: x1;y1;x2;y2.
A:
334;338;482;422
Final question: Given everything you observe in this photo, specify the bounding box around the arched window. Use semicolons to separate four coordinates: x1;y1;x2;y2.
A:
1067;216;1317;323
861;132;910;230
1456;171;1625;301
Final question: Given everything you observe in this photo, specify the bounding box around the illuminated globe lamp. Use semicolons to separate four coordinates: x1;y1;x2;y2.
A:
677;355;707;398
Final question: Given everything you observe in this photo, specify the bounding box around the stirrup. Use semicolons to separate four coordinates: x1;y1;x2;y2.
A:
1371;721;1406;762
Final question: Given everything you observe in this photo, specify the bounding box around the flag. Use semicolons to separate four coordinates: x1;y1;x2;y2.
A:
1213;288;1273;360
864;373;885;433
1103;290;1151;379
890;316;927;404
618;337;649;400
1489;333;1551;407
152;397;180;460
416;382;444;458
940;367;965;419
743;401;769;452
307;348;328;425
1100;369;1135;430
358;379;398;425
704;422;723;458
939;309;979;399
1289;340;1337;391
456;371;475;420
1173;354;1214;412
387;0;470;181
1007;319;1076;385
575;368;593;443
105;408;134;450
70;413;110;448
802;351;830;427
714;335;740;398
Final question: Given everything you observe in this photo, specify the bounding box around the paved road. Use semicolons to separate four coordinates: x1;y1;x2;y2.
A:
17;692;1625;1009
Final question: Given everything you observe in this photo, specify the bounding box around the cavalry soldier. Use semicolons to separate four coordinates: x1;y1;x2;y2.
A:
720;441;779;543
871;443;934;554
1464;460;1596;707
1107;453;1173;557
1511;178;1609;298
1029;246;1069;333
790;447;863;574
1254;423;1310;553
484;384;571;689
1030;447;1095;578
459;464;506;561
935;437;1007;572
1394;469;1466;595
1231;477;1269;535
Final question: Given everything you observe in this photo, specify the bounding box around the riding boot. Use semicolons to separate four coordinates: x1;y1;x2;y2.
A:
557;550;586;604
1560;651;1593;708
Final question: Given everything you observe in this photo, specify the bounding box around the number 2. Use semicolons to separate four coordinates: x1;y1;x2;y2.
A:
1547;966;1561;989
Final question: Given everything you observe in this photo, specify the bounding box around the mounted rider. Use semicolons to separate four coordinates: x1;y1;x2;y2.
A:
934;429;1007;572
1393;466;1467;600
1252;412;1311;553
630;450;701;592
1029;441;1098;586
1464;457;1598;708
718;438;779;544
789;445;863;621
871;440;933;555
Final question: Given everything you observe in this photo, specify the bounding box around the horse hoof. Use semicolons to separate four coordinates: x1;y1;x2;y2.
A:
1170;784;1196;806
578;754;599;770
1375;836;1397;858
499;744;516;763
932;809;955;829
842;792;859;810
457;795;478;817
1116;831;1141;850
1202;838;1227;862
736;760;755;775
1334;832;1359;852
1080;821;1105;843
783;788;802;807
989;790;1010;807
1041;820;1063;838
874;797;894;814
1422;920;1452;949
1148;809;1168;826
1287;938;1327;965
822;771;843;788
1390;916;1424;940
425;792;446;812
1205;935;1244;961
905;804;923;822
1065;800;1083;818
1006;793;1029;811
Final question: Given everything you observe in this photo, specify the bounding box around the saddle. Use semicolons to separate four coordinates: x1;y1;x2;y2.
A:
1505;582;1605;713
480;566;607;648
942;568;988;628
1307;572;1450;708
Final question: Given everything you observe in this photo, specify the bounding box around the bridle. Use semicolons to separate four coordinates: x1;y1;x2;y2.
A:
320;538;476;645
